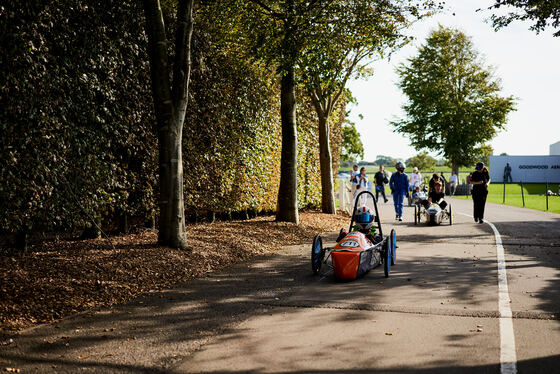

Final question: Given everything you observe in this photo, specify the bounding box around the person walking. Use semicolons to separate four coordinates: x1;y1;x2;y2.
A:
389;162;409;221
374;165;389;203
470;162;490;223
449;171;458;196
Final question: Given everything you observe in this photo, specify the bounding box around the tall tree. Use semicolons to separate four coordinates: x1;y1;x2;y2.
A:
142;0;194;249
216;0;343;223
391;26;517;174
487;0;560;36
300;0;438;213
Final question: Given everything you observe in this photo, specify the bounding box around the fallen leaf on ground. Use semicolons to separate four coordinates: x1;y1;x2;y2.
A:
0;212;350;332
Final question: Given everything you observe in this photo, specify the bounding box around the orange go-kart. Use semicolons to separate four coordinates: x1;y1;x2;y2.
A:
311;190;396;280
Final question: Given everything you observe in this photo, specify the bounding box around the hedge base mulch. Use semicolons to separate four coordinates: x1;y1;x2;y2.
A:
0;211;348;334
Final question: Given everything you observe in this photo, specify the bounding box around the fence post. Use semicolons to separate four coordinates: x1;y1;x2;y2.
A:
503;182;506;204
546;182;549;211
520;181;525;207
339;179;345;214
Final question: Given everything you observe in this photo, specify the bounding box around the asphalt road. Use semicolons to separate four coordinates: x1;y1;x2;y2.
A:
1;197;559;373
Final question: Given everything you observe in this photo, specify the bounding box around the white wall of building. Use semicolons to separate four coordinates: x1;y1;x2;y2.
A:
550;141;560;155
489;156;560;183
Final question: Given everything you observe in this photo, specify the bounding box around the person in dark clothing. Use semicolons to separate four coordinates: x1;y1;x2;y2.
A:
374;165;389;203
423;173;447;209
389;162;409;221
470;162;491;223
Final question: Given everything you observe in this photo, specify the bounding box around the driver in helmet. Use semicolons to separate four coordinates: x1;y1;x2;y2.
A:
354;206;380;243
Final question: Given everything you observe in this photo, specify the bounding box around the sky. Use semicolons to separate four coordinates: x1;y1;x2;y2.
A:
346;0;560;162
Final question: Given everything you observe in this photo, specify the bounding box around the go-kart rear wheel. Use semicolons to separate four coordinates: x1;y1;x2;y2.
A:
390;229;397;266
448;205;453;226
414;205;418;225
311;235;324;275
384;238;392;278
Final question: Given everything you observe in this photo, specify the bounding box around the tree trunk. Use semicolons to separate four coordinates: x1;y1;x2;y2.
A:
451;161;459;176
276;65;299;224
317;114;336;213
157;119;188;248
143;0;193;249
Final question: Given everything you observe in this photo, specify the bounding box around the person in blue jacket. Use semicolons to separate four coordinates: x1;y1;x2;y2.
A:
389;161;409;221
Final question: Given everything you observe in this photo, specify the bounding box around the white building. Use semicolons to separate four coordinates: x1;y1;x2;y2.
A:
551;141;560;155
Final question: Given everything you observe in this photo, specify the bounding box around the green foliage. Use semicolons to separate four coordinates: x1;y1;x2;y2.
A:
392;26;516;170
340;120;364;162
300;0;438;113
406;151;437;170
0;0;157;233
488;0;560;37
0;0;342;236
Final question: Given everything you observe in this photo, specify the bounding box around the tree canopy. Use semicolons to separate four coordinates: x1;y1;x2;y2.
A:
391;26;517;172
340;120;364;162
488;0;560;36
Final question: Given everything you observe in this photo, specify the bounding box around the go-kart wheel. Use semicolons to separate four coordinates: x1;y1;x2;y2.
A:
311;235;324;275
384;238;391;278
390;229;396;266
414;205;418;225
448;205;453;225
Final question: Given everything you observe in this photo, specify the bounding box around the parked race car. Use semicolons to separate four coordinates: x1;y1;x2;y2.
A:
311;190;397;280
414;201;453;226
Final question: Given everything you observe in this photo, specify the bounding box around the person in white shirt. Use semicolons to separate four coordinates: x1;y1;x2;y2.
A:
449;171;459;196
409;167;422;191
354;167;369;205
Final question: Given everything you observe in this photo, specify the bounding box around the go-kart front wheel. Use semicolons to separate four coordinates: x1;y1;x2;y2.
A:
390;229;397;266
311;235;325;275
448;205;453;226
414;205;418;225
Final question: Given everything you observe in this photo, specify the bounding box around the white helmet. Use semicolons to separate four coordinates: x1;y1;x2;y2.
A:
355;205;374;231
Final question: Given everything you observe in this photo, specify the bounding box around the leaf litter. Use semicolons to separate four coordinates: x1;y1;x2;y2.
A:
0;211;348;334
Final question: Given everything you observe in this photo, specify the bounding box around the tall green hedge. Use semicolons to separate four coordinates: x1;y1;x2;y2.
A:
0;0;344;238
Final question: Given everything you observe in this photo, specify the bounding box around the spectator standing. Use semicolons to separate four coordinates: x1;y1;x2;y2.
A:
470;162;490;223
466;173;473;195
409;167;422;190
389;162;409;221
374;165;389;203
440;172;447;193
449;171;458;196
354;167;369;204
350;164;359;194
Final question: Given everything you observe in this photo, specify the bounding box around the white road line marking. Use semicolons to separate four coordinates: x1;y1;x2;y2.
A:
458;212;517;374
